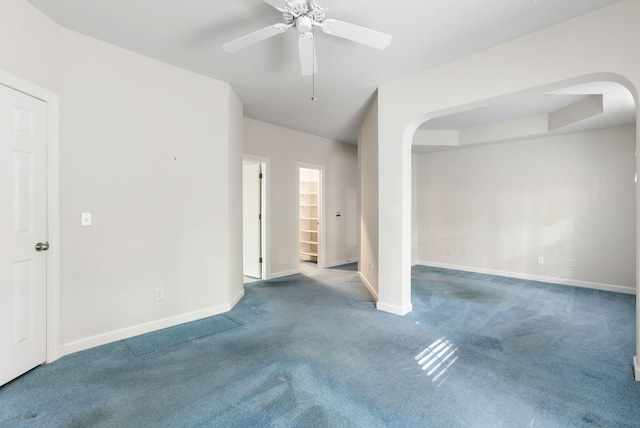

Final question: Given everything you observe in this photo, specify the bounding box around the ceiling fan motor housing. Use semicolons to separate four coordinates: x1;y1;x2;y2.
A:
283;0;326;31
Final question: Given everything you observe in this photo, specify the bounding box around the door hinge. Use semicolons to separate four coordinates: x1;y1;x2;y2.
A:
259;173;263;179
259;213;262;220
259;258;263;263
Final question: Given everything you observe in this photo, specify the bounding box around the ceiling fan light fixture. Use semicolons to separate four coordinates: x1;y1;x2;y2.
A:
296;16;313;33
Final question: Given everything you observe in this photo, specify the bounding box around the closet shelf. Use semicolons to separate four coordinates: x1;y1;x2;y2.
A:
299;169;319;263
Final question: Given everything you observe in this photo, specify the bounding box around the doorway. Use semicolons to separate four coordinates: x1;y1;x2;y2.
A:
298;165;323;268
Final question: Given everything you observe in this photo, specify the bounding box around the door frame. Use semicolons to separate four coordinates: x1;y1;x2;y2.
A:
297;162;325;269
0;69;61;363
243;155;268;280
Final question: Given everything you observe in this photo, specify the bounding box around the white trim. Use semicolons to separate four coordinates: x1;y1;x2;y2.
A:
61;304;235;356
376;301;413;316
634;356;640;381
324;258;358;268
229;288;245;309
266;269;300;280
0;69;62;363
358;272;378;300
414;261;635;295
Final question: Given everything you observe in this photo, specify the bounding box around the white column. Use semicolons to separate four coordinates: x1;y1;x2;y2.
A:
376;124;413;316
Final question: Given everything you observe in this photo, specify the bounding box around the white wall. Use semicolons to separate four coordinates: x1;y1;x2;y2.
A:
1;0;244;356
243;118;358;278
58;31;244;351
414;126;636;292
226;87;244;306
0;0;62;93
411;154;418;264
358;98;379;297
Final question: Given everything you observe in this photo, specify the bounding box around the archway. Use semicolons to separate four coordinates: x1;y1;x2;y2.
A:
401;76;639;380
359;1;640;379
410;79;636;293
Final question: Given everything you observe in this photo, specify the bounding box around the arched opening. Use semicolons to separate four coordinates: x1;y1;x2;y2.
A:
407;75;638;376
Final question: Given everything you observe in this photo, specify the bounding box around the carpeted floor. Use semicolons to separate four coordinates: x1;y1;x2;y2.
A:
1;263;639;427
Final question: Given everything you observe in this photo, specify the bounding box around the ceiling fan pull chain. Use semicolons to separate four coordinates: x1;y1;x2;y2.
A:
311;24;316;102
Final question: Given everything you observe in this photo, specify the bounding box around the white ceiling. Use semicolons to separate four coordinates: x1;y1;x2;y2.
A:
414;81;637;153
25;0;630;145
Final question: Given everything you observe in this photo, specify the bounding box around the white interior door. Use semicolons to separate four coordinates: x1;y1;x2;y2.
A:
0;84;48;386
243;162;262;278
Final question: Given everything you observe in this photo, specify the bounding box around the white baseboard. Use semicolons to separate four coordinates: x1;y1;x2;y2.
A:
414;261;635;295
358;273;413;316
61;303;235;357
229;288;245;309
358;272;378;300
376;301;413;316
265;269;300;280
324;258;358;268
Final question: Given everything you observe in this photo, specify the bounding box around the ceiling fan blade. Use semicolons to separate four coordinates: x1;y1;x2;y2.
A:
223;23;291;52
320;19;392;50
298;33;317;76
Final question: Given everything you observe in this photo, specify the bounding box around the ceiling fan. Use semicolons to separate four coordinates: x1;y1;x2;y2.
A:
223;0;392;76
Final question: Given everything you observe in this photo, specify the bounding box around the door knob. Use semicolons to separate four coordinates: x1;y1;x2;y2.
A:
35;242;49;252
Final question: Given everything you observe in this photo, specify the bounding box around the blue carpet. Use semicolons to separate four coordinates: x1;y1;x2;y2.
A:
1;264;639;427
123;315;240;356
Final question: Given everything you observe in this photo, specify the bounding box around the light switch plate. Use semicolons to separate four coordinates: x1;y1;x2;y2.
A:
81;212;92;226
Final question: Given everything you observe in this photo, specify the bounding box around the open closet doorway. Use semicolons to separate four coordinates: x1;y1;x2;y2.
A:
243;159;266;280
298;165;324;269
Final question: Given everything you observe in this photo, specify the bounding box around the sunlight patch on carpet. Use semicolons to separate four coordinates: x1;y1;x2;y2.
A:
415;337;459;387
